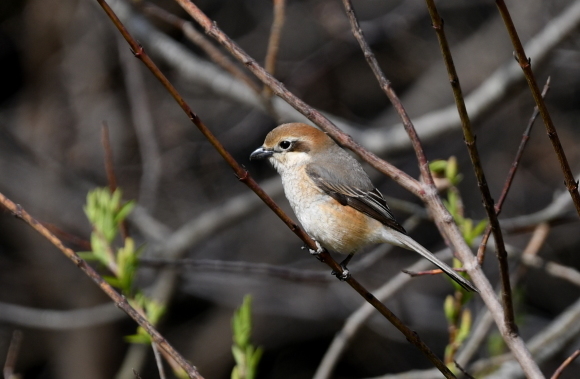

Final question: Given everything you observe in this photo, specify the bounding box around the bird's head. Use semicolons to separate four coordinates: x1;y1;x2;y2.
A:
250;123;334;173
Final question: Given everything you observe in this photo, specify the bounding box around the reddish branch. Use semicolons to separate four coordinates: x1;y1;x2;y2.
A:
550;349;580;379
424;0;517;334
495;0;580;217
96;0;455;376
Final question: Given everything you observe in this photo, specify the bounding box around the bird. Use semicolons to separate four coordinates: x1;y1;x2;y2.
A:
250;123;478;292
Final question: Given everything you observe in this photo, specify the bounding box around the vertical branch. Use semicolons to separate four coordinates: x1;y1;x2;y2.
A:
3;330;22;379
424;0;518;337
495;0;580;217
262;0;286;100
340;0;434;186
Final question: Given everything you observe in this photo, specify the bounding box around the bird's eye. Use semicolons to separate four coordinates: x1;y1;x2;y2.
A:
279;140;292;150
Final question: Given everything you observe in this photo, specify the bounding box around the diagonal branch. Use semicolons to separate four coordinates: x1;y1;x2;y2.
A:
0;192;204;379
424;0;517;336
495;0;580;217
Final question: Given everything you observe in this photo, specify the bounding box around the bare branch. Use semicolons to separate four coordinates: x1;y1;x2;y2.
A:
495;0;580;217
550;350;580;379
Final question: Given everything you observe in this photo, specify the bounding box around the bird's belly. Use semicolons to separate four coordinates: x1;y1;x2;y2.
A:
292;194;383;254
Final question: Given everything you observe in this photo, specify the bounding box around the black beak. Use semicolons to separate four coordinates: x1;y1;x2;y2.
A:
250;147;274;160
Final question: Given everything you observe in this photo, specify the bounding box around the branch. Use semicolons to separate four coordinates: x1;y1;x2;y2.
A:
424;0;517;336
0;192;204;379
495;0;580;217
550;350;580;379
262;0;286;100
0;301;125;330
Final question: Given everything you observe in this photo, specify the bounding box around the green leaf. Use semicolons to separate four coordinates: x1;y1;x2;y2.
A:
457;309;472;343
443;295;455;323
429;160;447;174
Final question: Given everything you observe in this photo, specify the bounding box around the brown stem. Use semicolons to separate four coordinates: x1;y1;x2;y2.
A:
495;0;580;217
424;0;517;335
341;0;433;186
262;0;286;100
550;349;580;379
0;192;204;379
477;77;551;265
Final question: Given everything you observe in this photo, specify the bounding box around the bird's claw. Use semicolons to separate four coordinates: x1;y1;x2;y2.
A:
331;268;351;281
308;240;324;256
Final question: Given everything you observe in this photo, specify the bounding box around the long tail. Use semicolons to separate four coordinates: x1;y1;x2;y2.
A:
394;232;478;292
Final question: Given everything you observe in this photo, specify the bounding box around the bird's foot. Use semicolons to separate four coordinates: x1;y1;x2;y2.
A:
331;253;354;281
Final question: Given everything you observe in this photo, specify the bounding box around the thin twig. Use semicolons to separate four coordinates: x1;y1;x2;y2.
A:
3;330;22;379
477;77;551;265
262;0;286;100
495;0;580;217
0;193;203;379
424;0;518;336
550;349;580;379
141;2;261;94
97;0;455;376
340;0;433;187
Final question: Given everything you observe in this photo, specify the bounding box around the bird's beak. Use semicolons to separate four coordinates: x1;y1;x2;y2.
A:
250;147;274;160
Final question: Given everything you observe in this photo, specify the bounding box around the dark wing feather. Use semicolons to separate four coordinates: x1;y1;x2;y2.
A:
307;165;407;234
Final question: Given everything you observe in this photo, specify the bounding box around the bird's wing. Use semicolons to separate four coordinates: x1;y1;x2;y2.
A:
306;165;407;234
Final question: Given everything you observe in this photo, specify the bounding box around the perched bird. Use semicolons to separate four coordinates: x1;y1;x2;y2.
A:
250;123;477;292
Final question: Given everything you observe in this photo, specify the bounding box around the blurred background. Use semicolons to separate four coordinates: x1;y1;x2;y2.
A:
0;0;579;378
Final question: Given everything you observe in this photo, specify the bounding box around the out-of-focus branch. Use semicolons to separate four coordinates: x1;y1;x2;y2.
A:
0;192;204;379
424;0;517;338
477;78;551;264
3;330;22;379
495;0;580;217
141;2;261;94
262;0;286;100
0;301;125;330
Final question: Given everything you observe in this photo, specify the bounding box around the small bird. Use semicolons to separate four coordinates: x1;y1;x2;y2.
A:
250;123;478;292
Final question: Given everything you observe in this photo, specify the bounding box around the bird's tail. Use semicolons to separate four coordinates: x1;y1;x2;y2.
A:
394;232;478;292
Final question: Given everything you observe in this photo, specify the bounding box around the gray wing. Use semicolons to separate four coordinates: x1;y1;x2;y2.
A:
306;158;407;234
